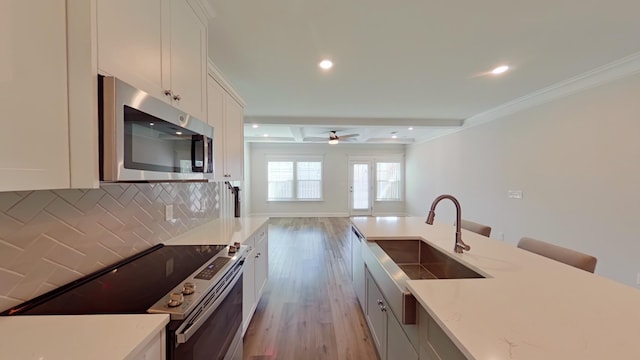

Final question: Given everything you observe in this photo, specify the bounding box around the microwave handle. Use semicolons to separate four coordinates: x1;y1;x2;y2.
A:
205;136;213;174
191;135;204;172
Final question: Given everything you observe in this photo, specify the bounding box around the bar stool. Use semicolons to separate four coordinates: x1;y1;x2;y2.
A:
517;237;597;273
460;219;492;237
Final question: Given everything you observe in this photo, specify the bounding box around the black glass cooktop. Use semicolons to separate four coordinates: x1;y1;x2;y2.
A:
4;245;226;316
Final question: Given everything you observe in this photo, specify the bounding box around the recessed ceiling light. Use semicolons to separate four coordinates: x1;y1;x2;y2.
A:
149;122;155;126
408;127;414;131
491;65;510;75
319;59;333;70
392;135;398;139
175;131;182;135
252;124;259;128
263;134;269;137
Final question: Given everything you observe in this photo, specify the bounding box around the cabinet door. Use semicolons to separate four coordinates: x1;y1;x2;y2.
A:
388;311;419;360
207;76;226;181
0;0;70;191
242;245;256;335
254;235;269;299
97;0;167;102
351;229;366;311
366;271;388;359
169;0;207;120
224;95;245;180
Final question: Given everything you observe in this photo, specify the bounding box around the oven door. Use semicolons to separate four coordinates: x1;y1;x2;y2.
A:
167;267;243;360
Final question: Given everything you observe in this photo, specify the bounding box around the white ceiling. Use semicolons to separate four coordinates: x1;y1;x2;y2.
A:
206;0;640;143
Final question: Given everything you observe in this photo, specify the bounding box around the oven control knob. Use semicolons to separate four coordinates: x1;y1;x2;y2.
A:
228;245;237;254
233;242;241;249
168;292;184;307
182;282;196;295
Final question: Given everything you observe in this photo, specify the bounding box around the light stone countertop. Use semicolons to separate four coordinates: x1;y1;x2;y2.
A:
350;216;640;360
163;216;269;246
0;314;169;360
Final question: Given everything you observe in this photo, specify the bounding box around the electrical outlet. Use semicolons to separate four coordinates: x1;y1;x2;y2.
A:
165;204;173;221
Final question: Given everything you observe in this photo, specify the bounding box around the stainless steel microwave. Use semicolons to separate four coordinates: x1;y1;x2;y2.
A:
99;76;213;181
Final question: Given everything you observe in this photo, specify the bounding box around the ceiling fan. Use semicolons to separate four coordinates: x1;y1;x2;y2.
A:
303;130;360;144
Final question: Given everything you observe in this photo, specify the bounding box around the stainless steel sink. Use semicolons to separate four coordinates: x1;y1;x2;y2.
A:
376;240;484;279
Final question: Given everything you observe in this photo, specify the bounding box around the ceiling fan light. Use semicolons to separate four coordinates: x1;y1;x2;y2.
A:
328;139;339;145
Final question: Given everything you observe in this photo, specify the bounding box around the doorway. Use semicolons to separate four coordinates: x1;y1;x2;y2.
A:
348;160;372;216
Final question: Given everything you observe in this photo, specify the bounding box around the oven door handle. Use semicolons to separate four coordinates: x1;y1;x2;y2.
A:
175;265;243;344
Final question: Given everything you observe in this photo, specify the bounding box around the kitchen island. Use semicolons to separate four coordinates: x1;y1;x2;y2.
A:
351;216;640;360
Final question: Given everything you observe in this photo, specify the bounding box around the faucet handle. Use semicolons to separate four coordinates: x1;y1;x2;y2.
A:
455;241;471;253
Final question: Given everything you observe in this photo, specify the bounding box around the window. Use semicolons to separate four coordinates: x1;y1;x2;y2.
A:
376;161;402;201
267;157;323;201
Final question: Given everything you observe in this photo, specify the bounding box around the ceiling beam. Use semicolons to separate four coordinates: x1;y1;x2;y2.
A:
244;116;464;128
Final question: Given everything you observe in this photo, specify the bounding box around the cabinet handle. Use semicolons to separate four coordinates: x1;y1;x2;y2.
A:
173;94;182;101
380;305;387;312
377;299;383;306
164;90;172;97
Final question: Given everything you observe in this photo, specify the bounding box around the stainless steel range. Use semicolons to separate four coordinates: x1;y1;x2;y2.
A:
2;243;247;360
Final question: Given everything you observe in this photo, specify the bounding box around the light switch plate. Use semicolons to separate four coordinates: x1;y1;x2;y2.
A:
508;190;523;199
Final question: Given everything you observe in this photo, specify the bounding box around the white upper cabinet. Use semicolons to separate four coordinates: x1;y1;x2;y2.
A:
97;0;207;120
168;0;207;120
0;0;98;191
97;0;164;100
207;74;245;181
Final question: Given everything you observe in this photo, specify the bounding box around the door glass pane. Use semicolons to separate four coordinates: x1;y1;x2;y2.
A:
353;164;369;210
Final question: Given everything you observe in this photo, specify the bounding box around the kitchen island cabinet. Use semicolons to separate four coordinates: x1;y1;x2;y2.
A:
366;269;418;360
351;216;640;360
1;0;98;191
97;0;207;120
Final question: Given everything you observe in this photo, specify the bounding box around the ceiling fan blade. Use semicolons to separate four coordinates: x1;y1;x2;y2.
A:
339;133;360;139
303;136;326;142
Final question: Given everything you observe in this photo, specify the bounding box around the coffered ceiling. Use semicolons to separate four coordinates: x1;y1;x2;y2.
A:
205;0;640;143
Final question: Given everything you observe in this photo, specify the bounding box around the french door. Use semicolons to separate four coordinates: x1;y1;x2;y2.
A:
349;160;373;216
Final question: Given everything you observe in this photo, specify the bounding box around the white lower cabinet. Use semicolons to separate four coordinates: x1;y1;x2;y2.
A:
242;225;269;335
129;329;165;360
365;269;418;360
242;239;256;335
418;306;467;360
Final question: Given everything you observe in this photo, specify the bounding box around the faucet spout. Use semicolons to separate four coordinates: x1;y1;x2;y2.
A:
425;194;471;253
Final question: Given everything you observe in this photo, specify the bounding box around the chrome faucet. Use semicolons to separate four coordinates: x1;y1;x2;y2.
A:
425;194;471;253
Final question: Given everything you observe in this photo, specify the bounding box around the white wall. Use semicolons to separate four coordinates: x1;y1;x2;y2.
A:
249;143;406;217
406;72;640;286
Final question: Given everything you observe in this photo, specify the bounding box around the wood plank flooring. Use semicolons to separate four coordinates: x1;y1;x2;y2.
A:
243;217;379;360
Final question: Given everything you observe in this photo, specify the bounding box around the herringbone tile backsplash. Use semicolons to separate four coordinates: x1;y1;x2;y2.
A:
0;182;225;312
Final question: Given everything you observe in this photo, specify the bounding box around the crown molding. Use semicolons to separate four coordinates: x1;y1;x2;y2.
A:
207;60;246;107
461;51;640;130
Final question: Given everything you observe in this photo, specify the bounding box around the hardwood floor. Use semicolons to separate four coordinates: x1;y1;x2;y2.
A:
243;217;379;360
